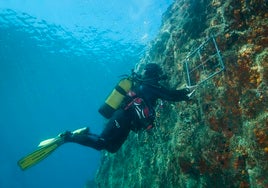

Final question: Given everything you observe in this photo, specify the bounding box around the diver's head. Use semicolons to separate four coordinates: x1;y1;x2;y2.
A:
142;63;165;81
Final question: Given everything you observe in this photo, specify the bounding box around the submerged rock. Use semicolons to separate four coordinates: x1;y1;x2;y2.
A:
94;0;268;187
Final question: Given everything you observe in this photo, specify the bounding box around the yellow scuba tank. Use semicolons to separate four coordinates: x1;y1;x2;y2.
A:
98;78;133;118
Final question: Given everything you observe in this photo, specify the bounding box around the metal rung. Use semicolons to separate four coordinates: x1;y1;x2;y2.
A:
184;36;225;86
188;53;218;73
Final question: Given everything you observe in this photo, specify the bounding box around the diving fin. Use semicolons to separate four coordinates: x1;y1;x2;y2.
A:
17;127;89;171
17;136;64;171
38;138;56;147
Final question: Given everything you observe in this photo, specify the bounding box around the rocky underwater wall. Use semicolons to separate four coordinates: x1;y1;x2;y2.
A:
94;0;267;187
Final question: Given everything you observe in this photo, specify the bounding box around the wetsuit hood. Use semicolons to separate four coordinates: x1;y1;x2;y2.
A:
143;63;163;82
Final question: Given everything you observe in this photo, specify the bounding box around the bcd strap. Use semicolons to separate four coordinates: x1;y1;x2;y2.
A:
124;93;154;131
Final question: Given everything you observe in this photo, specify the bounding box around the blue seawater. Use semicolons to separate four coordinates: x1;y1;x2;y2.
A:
0;1;172;188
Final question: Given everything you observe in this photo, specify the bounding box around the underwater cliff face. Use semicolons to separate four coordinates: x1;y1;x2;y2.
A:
94;0;267;187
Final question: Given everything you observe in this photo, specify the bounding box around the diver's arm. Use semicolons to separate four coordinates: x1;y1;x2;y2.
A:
143;84;190;101
157;86;190;101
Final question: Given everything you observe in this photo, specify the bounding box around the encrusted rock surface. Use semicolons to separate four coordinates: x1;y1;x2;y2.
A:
94;0;267;187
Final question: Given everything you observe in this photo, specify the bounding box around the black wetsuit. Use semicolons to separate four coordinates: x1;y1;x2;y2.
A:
68;81;189;153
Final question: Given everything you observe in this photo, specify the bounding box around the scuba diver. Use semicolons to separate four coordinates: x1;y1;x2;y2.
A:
18;63;196;170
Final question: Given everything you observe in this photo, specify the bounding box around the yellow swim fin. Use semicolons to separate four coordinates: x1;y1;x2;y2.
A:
18;127;88;171
18;136;64;171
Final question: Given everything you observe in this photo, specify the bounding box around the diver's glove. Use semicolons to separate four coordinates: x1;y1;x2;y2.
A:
179;85;197;101
186;85;197;98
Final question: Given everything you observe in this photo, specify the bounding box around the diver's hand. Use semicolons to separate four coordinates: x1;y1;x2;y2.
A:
179;88;192;101
186;85;198;98
177;85;198;101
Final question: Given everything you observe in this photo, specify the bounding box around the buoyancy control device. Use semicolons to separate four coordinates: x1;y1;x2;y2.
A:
98;77;133;119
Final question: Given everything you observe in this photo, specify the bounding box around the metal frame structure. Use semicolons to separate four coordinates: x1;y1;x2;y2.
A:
184;36;225;86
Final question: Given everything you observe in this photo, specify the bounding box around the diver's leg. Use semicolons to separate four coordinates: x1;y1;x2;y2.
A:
62;109;131;153
100;109;131;153
62;128;106;151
